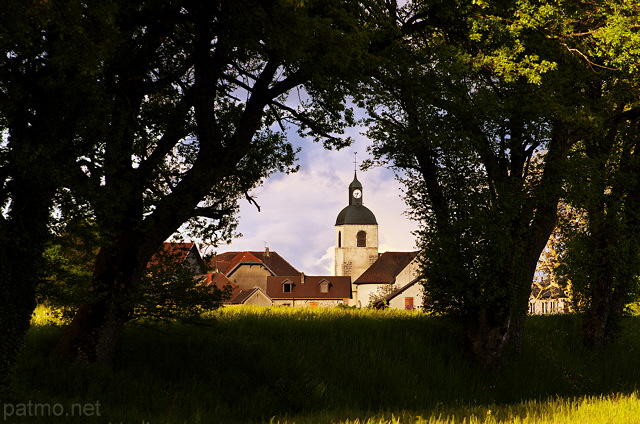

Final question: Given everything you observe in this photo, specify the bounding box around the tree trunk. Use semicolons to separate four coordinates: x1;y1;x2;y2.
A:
54;298;127;366
464;307;512;369
581;264;627;349
0;245;38;395
0;185;52;393
466;227;553;368
581;212;619;349
510;245;549;353
54;237;153;366
582;293;610;349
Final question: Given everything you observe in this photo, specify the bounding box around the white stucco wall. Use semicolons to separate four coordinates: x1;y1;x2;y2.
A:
394;257;420;287
272;299;346;308
529;298;567;314
353;283;388;308
388;283;424;310
244;290;273;307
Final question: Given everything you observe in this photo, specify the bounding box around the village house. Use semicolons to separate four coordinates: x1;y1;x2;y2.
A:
210;249;300;292
205;271;273;307
266;275;351;307
351;251;420;308
529;279;568;314
155;171;565;313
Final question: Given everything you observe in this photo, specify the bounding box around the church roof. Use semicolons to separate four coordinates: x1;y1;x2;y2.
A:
354;251;418;285
349;174;362;189
211;250;300;276
335;204;378;225
336;171;377;225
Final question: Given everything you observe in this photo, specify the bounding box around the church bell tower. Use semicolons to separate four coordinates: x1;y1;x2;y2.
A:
334;171;379;282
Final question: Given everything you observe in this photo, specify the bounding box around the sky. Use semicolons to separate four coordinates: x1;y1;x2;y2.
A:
206;126;418;276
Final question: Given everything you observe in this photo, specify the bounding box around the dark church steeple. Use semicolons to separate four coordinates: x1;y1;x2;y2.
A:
349;172;363;206
336;171;377;226
334;164;379;293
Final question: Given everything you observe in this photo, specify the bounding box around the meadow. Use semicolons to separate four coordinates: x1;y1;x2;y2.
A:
8;306;640;423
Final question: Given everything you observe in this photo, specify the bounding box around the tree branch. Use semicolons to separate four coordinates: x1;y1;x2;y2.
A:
192;205;234;219
245;191;261;212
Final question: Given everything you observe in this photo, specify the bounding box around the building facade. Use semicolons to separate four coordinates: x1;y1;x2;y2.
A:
334;172;379;295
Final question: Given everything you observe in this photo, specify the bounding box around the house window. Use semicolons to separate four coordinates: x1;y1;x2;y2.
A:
405;297;414;310
283;281;293;293
357;231;366;247
319;280;330;293
338;231;341;248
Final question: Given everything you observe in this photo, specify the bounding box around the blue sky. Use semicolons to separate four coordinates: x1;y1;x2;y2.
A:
209;126;418;275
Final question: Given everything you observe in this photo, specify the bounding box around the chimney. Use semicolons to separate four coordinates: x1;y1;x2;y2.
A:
300;272;305;284
265;247;270;258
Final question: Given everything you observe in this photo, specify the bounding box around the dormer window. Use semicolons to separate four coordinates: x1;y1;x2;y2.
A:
319;279;330;294
283;279;294;293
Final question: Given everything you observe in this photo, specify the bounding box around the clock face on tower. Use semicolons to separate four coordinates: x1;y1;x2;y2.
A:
352;189;362;199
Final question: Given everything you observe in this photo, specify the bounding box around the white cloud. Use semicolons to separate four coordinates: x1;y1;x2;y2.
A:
211;129;418;275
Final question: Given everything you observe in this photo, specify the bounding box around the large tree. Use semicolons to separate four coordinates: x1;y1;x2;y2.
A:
552;2;640;347
0;0;117;386
53;0;369;365
358;0;608;367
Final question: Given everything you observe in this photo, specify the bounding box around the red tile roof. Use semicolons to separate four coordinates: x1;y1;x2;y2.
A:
230;287;266;304
354;251;418;285
205;273;270;305
266;275;351;300
147;242;198;269
210;250;300;276
204;272;243;303
224;252;263;275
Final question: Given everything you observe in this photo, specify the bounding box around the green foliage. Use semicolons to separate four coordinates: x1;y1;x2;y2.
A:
39;232;230;324
13;308;640;423
31;0;375;364
37;221;100;320
358;0;640;359
358;0;583;324
542;0;640;345
133;247;229;324
0;0;122;384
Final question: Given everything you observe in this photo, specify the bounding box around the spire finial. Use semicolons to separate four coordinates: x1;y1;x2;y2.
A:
353;152;358;174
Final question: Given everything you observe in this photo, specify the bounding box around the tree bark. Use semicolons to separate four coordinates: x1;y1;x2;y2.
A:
54;234;154;365
0;184;53;392
581;217;622;349
464;307;512;369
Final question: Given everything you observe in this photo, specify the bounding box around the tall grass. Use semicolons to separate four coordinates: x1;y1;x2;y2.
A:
10;306;640;423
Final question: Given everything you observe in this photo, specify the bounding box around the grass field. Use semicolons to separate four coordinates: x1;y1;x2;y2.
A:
7;306;640;423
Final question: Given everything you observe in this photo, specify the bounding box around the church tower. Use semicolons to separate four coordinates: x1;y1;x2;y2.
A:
334;172;379;283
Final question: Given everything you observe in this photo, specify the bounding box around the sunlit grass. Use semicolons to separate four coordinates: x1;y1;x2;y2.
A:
15;306;640;423
269;392;640;423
